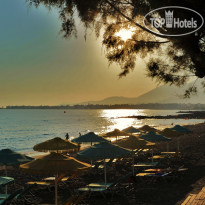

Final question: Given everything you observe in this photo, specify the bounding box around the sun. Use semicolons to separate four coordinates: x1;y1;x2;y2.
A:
115;28;135;41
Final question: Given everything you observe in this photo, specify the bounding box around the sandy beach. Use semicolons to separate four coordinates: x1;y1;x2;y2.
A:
0;122;204;205
2;0;205;204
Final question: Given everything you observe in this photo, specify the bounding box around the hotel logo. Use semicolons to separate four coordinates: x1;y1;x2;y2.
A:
165;10;173;28
143;6;204;36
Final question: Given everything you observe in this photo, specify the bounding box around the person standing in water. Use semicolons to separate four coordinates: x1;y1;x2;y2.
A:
65;133;69;140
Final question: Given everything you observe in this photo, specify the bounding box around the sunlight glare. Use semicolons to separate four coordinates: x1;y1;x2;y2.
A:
100;109;143;132
115;28;135;41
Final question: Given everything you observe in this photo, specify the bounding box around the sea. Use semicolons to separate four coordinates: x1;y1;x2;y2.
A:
0;109;204;155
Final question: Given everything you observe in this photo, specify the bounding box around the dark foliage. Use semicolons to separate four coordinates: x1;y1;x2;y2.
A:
27;0;205;97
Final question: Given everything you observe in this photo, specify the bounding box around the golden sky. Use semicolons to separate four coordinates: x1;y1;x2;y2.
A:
0;0;157;106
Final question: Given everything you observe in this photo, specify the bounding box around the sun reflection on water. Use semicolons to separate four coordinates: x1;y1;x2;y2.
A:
99;109;144;133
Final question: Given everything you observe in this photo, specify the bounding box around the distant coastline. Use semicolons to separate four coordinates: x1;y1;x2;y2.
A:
3;103;205;110
121;111;205;120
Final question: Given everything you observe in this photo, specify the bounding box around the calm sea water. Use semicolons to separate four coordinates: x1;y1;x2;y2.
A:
0;109;203;153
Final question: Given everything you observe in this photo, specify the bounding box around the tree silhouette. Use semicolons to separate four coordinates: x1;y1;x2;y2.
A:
28;0;205;97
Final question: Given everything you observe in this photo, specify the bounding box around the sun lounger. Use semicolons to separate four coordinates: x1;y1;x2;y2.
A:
27;181;52;186
98;165;104;169
96;160;103;163
92;160;104;169
136;172;170;177
28;173;75;187
136;171;171;183
136;172;154;177
87;182;113;188
91;161;101;169
161;152;180;155
78;182;113;194
178;168;188;172
43;177;69;182
77;172;132;199
78;187;107;192
149;155;165;160
78;187;107;198
112;159;117;163
0;177;14;188
0;189;22;205
106;159;114;166
0;194;9;199
133;162;158;167
144;168;166;173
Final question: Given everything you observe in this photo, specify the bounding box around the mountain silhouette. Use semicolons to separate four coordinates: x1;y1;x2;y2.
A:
81;82;205;104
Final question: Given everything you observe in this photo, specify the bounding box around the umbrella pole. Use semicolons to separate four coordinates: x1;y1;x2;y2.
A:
177;138;180;152
5;165;7;195
104;159;107;187
5;165;7;176
151;148;153;163
55;174;58;205
167;142;169;152
132;152;135;176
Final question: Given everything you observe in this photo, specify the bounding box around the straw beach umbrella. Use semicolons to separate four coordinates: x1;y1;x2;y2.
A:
115;135;155;175
72;132;108;165
20;152;90;205
72;132;108;146
0;149;33;193
159;128;181;138
103;129;130;141
115;135;154;150
33;137;78;152
170;125;192;151
122;126;140;134
139;125;158;132
140;132;171;161
140;131;171;143
159;128;181;151
77;141;131;186
0;149;33;175
170;125;192;133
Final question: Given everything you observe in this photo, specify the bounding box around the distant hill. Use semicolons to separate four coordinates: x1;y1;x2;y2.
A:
81;83;205;105
81;96;140;105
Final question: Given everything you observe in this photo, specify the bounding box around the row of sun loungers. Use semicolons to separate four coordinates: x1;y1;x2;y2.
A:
77;172;132;199
0;150;188;204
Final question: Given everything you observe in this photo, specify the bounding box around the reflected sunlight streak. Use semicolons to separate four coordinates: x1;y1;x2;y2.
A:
99;109;144;133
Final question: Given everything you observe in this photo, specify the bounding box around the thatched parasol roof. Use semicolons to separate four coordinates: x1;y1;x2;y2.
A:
115;135;155;150
33;137;78;152
20;152;90;175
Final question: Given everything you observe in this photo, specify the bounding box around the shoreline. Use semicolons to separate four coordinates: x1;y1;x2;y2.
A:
1;122;204;204
20;121;204;157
